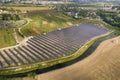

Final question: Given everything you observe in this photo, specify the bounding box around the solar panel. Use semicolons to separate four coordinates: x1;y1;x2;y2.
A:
3;50;18;66
14;48;31;63
0;23;109;68
9;49;24;64
0;52;10;66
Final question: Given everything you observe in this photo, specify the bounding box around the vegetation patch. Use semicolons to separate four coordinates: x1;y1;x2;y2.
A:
0;29;16;48
20;9;76;37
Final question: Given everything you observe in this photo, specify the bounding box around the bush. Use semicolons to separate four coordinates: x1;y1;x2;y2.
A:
0;76;7;80
2;14;20;21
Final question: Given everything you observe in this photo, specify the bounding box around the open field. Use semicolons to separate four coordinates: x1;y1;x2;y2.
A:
37;36;120;80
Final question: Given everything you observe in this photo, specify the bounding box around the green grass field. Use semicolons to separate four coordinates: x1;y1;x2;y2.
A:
0;28;16;48
20;9;76;36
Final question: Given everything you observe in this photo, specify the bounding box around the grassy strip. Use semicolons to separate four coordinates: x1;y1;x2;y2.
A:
0;31;112;76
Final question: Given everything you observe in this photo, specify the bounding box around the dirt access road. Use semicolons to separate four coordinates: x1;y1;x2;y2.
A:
37;36;120;80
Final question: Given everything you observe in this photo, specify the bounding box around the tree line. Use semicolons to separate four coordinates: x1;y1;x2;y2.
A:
97;10;120;27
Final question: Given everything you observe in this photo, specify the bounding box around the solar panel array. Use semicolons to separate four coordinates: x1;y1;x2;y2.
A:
0;23;109;68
